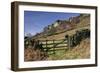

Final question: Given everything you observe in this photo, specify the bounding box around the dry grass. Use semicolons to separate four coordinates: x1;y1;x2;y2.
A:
24;48;48;61
36;26;90;41
65;38;90;59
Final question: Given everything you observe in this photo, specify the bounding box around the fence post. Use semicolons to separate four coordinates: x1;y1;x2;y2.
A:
68;36;71;50
46;40;47;48
53;40;55;54
46;40;48;53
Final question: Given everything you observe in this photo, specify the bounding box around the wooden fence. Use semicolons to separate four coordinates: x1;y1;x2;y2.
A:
25;29;90;54
38;38;70;54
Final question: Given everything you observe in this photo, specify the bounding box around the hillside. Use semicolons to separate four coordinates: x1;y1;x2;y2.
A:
32;14;90;41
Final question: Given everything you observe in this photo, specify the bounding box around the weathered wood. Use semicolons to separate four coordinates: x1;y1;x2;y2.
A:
53;40;55;54
39;39;68;53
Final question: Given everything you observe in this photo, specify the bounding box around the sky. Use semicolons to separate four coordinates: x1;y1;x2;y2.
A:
24;11;80;36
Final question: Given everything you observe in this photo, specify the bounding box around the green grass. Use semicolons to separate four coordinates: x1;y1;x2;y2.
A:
47;49;67;60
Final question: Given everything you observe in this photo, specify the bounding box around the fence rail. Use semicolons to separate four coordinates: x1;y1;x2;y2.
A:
37;38;70;54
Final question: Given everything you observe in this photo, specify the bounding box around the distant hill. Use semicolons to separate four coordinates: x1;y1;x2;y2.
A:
32;14;90;40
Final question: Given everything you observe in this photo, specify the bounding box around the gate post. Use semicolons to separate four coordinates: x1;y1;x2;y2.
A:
65;35;70;50
46;40;48;53
53;40;55;54
68;35;71;50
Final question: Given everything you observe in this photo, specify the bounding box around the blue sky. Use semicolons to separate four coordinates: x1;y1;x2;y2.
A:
24;11;80;36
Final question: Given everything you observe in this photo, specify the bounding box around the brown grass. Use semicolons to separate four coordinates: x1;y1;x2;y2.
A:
65;38;90;59
24;48;48;61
